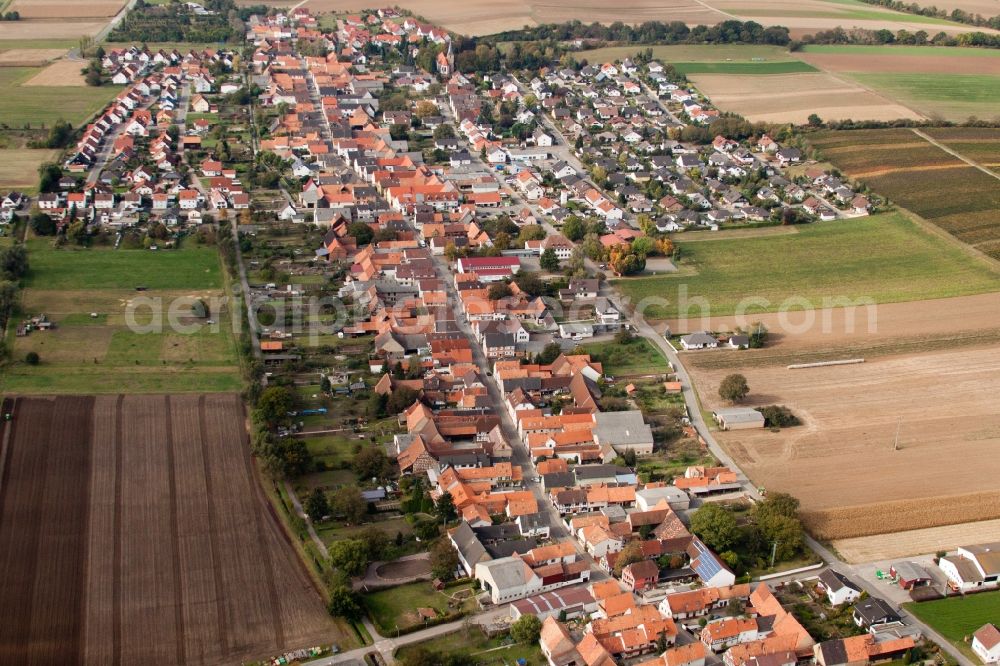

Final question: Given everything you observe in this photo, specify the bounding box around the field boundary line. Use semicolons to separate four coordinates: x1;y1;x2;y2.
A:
198;394;231;652
112;394;123;666
897;207;1000;272
911;128;1000;183
163;395;186;665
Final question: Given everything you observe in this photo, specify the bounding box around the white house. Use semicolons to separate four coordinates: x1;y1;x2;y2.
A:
818;570;863;606
533;128;553;147
973;624;1000;664
680;331;718;350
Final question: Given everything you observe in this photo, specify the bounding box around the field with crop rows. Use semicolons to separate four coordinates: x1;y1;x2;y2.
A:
0;394;338;665
808;128;1000;257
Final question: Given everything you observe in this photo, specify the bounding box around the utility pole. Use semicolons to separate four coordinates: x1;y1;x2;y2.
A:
770;541;780;569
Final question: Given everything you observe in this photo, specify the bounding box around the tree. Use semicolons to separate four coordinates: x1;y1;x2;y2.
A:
328;538;370;577
327;583;363;620
540;248;560;272
754;492;800;521
414;100;438;118
562;215;585;242
435;491;457;523
305;488;330;522
353;446;390;481
429;538;460;580
25;351;40;366
511;614;542;644
255;385;293;426
513;271;544;297
613;540;645;576
66;220;87;245
690;503;739;552
807;113;823;127
387;386;421;413
487;282;513;301
609;247;645;276
536;341;563;365
0;244;28;280
614;326;633;345
756;512;804;562
85;67;103;86
718;373;750;403
331;485;367;525
30;212;56;236
348;221;374;245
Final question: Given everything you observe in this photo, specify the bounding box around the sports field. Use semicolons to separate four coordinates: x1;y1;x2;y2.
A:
808;128;1000;257
616;212;1000;320
3;242;241;394
0;66;120;127
905;591;1000;660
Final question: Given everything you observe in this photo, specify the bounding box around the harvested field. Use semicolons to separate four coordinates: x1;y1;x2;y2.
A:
0;394;337;665
0;19;105;40
688;71;921;123
0;148;59;191
799;48;1000;76
688;345;1000;541
305;0;728;34
23;59;86;86
8;0;126;17
832;518;1000;563
0;47;66;65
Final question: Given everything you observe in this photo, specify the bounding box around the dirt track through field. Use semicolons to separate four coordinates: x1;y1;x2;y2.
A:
0;394;333;665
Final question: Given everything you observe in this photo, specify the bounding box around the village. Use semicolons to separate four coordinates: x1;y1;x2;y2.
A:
0;5;995;666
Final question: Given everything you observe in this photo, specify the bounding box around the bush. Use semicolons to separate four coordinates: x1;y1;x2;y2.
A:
759;405;799;427
25;351;39;365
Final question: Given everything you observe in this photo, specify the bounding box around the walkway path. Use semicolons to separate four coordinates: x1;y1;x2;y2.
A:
912;128;1000;182
283;480;329;558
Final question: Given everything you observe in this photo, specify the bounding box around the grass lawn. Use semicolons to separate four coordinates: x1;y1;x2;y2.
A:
615;212;1000;320
24;241;224;289
395;627;545;666
850;72;1000;121
315;515;413;547
905;591;1000;660
0;148;59;193
673;61;816;75
575;44;795;64
581;337;669;376
363;581;477;635
2;241;240;394
0;67;122;128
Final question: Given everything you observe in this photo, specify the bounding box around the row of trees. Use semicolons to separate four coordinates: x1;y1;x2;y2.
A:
798;25;1000;48
483;19;791;47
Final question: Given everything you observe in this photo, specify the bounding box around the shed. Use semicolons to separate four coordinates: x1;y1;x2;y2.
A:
890;561;931;589
713;408;764;431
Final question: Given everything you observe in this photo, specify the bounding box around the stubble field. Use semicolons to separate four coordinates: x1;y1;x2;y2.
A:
23;59;86;86
686;344;1000;542
7;0;126;18
0;394;336;665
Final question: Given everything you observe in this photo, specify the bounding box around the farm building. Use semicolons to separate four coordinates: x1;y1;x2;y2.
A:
889;561;932;589
509;584;597;621
713;408;765;431
939;542;1000;593
592;411;655;455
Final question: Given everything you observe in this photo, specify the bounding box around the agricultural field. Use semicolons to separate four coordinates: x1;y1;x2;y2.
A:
685;341;1000;542
0;147;59;192
7;0;126;17
807;128;1000;257
23;58;86;86
0;394;341;665
689;71;919;123
0;47;66;65
833;518;1000;563
905;591;1000;661
924;126;1000;173
0;65;120;127
0;19;106;40
616;212;1000;321
798;45;1000;120
2;241;241;394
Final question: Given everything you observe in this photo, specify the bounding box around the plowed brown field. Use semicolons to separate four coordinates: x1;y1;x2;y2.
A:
0;394;334;666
